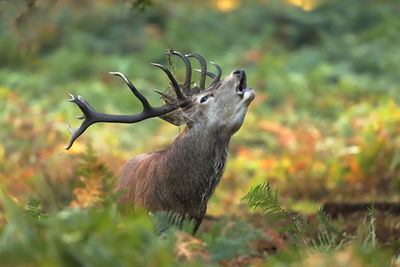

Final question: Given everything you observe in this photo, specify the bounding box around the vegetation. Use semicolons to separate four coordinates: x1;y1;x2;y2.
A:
1;0;399;265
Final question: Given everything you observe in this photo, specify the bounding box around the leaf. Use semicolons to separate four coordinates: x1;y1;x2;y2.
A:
242;183;307;247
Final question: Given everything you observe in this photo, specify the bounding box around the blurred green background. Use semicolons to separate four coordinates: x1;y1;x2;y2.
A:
1;0;400;265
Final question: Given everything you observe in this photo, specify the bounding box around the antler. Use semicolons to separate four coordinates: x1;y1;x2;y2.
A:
65;71;190;150
186;53;207;91
170;50;192;94
65;51;223;150
194;62;222;88
151;63;186;101
170;50;221;91
208;62;222;88
194;69;215;79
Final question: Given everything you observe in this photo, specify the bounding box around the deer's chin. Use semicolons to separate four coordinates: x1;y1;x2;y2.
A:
242;88;255;104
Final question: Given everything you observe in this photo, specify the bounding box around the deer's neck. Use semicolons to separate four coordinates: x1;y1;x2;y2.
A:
164;126;230;199
170;126;229;168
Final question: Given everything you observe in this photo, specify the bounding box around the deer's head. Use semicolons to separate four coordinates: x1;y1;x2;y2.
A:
65;51;255;149
158;53;254;138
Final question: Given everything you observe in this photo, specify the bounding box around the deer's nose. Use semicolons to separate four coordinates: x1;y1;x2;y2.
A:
232;69;245;78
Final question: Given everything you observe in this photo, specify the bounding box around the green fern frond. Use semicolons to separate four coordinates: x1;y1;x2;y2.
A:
242;183;307;247
25;197;47;222
242;183;284;223
151;210;195;234
243;183;280;209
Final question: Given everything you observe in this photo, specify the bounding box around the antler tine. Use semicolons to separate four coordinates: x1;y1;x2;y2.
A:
65;72;190;150
194;69;216;79
171;50;192;94
64;94;99;150
208;62;222;88
186;53;207;91
109;72;151;111
153;89;176;103
151;63;186;101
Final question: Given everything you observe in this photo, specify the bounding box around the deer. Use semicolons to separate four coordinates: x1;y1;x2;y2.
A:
65;51;255;233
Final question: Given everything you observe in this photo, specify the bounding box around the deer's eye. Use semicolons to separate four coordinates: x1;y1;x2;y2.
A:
200;95;210;103
200;95;209;103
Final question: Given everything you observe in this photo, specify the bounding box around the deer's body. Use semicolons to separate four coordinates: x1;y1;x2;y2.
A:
66;51;254;233
118;128;228;225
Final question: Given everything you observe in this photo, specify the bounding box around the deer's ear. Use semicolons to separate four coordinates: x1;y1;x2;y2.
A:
160;109;190;126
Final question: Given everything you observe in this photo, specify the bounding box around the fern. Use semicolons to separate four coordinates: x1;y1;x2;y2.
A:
151;210;196;235
243;183;280;214
73;145;117;207
25;197;47;222
242;183;307;247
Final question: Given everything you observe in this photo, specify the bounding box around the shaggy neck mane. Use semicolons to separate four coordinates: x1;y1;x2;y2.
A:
157;126;230;216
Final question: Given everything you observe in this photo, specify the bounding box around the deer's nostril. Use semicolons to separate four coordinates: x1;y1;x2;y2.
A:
232;70;243;75
232;70;246;79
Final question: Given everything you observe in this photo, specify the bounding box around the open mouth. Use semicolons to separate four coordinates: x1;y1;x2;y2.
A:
236;75;248;96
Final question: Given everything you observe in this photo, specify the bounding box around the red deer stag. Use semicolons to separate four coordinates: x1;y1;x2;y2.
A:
65;51;255;233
